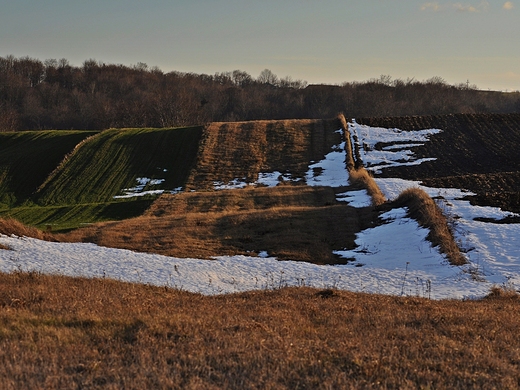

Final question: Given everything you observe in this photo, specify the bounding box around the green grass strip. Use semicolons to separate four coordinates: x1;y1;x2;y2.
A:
0;130;98;207
35;126;203;205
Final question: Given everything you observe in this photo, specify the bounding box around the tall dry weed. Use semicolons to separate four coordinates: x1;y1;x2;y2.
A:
0;218;54;241
348;168;386;206
337;113;355;171
392;188;466;265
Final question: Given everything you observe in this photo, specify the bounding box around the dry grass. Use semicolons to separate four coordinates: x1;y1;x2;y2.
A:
390;188;467;266
186;119;341;190
485;284;520;300
1;271;520;389
337;113;355;171
59;186;377;264
348;168;386;206
0;218;54;241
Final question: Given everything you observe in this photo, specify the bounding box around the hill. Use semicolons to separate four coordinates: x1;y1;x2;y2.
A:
57;118;378;263
0;126;203;231
2;114;520;387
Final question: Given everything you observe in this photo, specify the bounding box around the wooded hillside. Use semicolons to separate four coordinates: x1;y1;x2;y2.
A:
1;55;519;131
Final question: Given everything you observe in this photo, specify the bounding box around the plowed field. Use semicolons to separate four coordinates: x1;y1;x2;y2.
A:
357;113;520;213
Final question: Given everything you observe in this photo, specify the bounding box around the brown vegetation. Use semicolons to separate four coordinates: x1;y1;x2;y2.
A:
348;168;386;206
58;186;378;264
186;119;341;190
389;188;466;266
1;272;520;389
2;55;519;131
0;218;53;241
337;113;355;170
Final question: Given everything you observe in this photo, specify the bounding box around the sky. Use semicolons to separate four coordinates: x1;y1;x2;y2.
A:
1;0;519;91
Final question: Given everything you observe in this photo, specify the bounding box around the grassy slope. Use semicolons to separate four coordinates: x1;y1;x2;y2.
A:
56;119;381;263
1;272;519;389
60;186;377;263
0;126;202;231
35;126;203;205
0;130;98;207
2;200;154;232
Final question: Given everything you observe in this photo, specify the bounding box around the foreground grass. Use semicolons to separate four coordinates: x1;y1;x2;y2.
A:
0;272;519;389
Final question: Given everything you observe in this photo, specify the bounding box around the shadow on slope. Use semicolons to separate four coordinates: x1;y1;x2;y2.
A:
59;186;379;264
0;130;97;207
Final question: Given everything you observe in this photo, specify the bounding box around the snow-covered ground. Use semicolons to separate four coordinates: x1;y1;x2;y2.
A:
2;123;519;299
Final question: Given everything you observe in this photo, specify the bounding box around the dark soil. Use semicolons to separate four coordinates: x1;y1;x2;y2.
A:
357;113;520;213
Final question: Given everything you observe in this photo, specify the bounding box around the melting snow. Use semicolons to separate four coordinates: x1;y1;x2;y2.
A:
348;120;441;174
114;177;166;199
336;190;372;207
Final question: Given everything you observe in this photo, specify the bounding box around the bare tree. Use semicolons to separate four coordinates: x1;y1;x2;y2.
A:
257;69;279;86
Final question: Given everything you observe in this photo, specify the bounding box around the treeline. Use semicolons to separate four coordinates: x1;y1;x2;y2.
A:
1;55;519;131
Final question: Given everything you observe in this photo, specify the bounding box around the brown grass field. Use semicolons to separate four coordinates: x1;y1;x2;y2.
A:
58;186;378;264
1;272;519;389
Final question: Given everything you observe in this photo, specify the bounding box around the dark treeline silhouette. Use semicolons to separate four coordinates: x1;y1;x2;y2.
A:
1;55;519;131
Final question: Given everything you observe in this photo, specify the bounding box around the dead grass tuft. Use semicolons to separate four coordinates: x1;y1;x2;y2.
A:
0;218;54;241
485;284;520;300
391;188;466;266
348;168;386;206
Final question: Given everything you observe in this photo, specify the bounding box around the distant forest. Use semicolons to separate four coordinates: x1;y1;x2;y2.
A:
1;55;520;131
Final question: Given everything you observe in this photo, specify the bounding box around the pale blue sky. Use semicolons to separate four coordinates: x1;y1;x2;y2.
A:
1;1;519;91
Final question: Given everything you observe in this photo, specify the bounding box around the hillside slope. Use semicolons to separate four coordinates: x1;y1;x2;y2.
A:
58;118;378;263
35;126;203;205
186;119;342;190
0;131;97;207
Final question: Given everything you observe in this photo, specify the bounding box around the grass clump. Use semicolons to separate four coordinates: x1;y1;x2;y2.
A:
337;113;355;171
485;283;519;300
0;218;54;241
391;188;466;266
348;168;386;206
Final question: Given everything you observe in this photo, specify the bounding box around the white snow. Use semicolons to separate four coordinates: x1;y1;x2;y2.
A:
1;121;519;300
213;178;250;190
335;190;372;207
348;120;441;174
114;177;166;199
